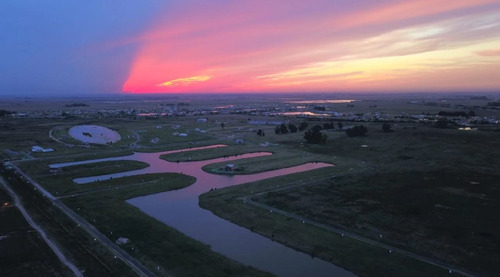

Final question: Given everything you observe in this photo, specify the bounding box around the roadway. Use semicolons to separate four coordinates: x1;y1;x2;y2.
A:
8;162;159;277
0;177;83;277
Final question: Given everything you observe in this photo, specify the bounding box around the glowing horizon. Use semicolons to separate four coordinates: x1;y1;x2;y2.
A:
121;0;500;94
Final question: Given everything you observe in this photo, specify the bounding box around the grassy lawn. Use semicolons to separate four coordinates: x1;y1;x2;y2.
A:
61;173;272;277
197;144;341;174
252;170;500;276
160;144;257;162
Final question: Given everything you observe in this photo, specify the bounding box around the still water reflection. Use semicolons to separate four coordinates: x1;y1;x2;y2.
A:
51;145;356;277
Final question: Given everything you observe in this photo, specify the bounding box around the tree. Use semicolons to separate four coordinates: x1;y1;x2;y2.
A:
346;125;368;137
0;110;13;118
434;118;449;129
298;121;308;131
382;123;393;132
337;122;343;129
275;123;289;134
311;124;323;131
288;124;298;133
323;122;335;129
304;127;327;144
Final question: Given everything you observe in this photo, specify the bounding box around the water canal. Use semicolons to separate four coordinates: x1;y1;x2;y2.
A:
51;145;356;277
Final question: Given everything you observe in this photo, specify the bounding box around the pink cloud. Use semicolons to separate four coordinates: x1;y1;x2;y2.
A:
476;49;500;56
330;0;497;30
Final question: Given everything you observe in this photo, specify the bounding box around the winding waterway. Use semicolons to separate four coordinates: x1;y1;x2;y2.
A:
51;145;356;277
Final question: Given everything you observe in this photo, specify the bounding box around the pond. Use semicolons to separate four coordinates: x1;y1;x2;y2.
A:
52;145;356;277
68;125;121;144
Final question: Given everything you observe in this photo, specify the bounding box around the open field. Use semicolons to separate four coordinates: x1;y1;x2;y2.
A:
1;93;500;276
252;170;500;275
199;170;456;277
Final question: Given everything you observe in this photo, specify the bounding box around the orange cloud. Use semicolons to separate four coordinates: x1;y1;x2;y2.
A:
157;75;212;87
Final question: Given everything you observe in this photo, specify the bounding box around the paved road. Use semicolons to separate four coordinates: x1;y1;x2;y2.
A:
9;163;159;277
241;176;477;277
0;177;83;277
49;128;75;147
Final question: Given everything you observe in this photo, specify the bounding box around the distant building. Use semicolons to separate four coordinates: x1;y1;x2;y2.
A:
115;237;130;245
32;146;44;152
235;139;244;144
248;120;267;125
197;118;208;123
32;146;54;153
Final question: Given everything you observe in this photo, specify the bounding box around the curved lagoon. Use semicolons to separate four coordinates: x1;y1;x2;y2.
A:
52;145;356;277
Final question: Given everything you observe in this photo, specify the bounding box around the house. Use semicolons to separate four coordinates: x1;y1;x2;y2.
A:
115;237;130;245
179;133;188;137
225;164;236;171
197;118;208;123
32;146;54;152
32;146;44;152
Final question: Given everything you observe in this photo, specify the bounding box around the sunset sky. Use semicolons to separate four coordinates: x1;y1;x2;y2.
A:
1;0;500;95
